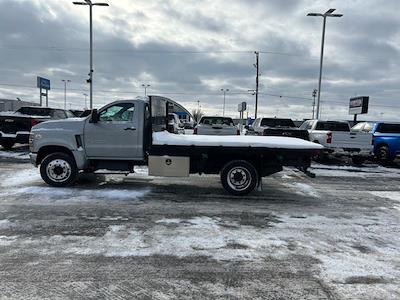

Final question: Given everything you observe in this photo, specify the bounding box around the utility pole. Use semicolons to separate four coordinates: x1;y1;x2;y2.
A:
254;51;260;119
312;89;317;119
62;79;71;110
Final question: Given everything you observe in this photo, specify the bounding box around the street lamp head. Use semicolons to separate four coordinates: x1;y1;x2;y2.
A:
307;13;323;17
325;8;336;14
73;2;89;5
329;13;343;17
93;3;109;6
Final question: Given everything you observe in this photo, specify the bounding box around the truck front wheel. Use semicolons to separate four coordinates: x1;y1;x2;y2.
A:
220;160;258;196
40;152;78;187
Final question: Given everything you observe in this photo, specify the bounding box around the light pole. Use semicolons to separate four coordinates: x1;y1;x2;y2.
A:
142;84;150;97
62;79;71;110
83;93;88;109
73;0;109;110
307;8;343;119
220;88;229;116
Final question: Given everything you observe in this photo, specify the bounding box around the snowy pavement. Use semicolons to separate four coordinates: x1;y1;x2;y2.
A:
0;159;400;299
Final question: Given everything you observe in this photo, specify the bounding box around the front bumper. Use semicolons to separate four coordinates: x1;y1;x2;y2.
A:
29;153;38;167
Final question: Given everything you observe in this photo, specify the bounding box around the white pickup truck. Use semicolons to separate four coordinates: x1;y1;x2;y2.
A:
299;120;373;164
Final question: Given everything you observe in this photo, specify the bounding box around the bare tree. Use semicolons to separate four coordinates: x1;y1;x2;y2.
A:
192;109;204;123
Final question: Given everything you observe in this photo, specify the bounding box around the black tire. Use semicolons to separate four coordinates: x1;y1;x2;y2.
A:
220;160;258;196
376;145;392;163
1;140;15;150
352;156;365;166
40;152;78;187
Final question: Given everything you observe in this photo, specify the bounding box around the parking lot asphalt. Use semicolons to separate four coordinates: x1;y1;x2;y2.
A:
0;149;400;299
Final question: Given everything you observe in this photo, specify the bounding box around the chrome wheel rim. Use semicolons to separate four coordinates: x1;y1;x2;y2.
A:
46;159;72;182
227;167;252;191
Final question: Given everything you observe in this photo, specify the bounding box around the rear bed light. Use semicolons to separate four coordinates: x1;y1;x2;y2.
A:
326;132;332;144
31;119;41;127
193;127;198;134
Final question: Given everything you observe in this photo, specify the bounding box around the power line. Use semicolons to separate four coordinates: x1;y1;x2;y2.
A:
0;44;313;57
1;82;400;109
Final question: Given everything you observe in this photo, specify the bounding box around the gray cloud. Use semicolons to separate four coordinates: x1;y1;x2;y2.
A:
0;0;399;121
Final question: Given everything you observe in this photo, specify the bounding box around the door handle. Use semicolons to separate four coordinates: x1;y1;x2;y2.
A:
350;136;356;139
124;127;136;131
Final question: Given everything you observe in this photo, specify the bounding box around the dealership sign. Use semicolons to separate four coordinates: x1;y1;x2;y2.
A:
349;96;369;115
238;101;247;112
37;76;51;90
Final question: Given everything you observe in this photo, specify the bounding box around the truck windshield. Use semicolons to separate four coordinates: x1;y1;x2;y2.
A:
261;118;295;127
376;123;400;133
316;122;349;132
200;117;234;126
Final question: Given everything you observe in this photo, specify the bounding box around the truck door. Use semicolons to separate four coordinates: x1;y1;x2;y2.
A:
84;102;141;159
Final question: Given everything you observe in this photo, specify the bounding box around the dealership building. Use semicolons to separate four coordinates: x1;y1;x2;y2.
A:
0;99;39;112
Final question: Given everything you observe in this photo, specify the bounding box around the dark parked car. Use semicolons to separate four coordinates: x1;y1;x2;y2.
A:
0;106;75;150
251;117;309;140
352;121;400;162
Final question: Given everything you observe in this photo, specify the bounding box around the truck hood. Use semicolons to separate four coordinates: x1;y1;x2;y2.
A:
31;118;86;135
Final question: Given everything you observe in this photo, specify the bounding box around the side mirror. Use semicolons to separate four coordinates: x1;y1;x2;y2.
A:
90;109;99;123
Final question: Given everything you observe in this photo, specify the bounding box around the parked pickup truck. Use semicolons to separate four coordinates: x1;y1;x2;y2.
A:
251;117;309;140
352;121;400;162
29;96;323;195
299;119;373;164
0;106;75;150
194;116;239;135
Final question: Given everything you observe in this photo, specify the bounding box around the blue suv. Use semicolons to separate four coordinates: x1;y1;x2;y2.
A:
352;122;400;162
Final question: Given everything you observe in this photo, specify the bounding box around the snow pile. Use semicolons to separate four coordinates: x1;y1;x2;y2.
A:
153;130;323;150
290;182;319;198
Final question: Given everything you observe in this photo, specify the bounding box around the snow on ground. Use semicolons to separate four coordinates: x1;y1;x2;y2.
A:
0;219;14;229
0;167;151;203
0;150;29;160
369;191;400;211
289;182;319;197
369;191;400;202
0;168;41;187
2;213;399;286
310;163;400;178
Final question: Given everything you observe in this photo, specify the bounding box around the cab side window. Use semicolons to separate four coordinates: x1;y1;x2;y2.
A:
99;103;135;122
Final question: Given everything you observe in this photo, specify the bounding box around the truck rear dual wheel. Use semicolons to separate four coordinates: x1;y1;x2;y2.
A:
220;160;258;196
40;152;78;187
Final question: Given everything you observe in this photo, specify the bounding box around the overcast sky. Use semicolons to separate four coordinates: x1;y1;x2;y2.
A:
0;0;399;120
